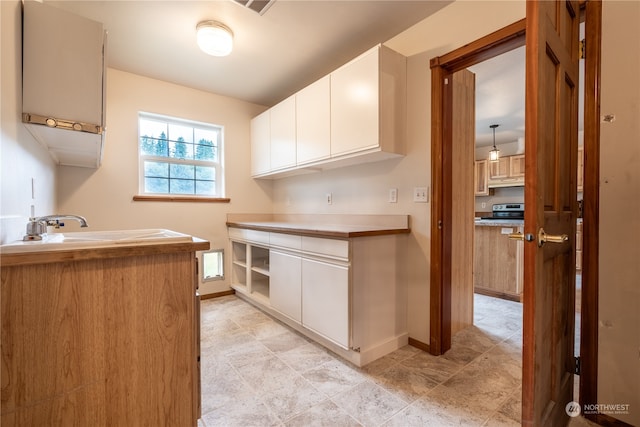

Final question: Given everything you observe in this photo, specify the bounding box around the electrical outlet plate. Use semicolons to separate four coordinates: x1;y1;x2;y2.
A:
413;187;428;203
389;188;398;203
326;193;332;205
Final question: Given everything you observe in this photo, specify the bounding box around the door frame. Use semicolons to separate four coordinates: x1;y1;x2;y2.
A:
429;2;601;421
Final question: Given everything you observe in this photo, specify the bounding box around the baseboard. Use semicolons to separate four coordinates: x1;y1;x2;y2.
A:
408;337;430;353
200;289;235;300
586;413;634;427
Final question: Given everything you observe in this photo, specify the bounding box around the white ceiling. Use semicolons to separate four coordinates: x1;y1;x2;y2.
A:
47;0;451;107
44;0;551;148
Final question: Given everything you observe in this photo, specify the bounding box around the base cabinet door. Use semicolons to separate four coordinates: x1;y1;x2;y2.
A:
269;250;302;323
301;258;349;349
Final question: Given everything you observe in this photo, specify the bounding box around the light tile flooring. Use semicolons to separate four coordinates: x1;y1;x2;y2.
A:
198;293;595;427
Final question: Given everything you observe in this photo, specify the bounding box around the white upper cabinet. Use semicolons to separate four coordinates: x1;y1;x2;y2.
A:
22;1;106;168
251;110;271;176
330;48;380;156
250;44;406;178
296;76;331;165
270;95;297;171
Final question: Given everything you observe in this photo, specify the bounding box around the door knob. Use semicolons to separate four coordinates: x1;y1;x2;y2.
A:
509;229;567;247
537;228;568;247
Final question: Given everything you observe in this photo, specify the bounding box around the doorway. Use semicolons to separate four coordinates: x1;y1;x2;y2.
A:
429;2;601;424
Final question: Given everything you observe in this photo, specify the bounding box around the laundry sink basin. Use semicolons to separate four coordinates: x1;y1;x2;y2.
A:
0;229;193;254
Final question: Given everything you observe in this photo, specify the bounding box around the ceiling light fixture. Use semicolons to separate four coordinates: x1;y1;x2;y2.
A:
489;124;500;162
196;21;233;57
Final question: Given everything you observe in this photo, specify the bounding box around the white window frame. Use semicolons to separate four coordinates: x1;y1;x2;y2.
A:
137;112;225;198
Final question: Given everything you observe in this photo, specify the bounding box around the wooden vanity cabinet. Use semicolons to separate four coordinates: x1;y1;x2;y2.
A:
1;241;207;426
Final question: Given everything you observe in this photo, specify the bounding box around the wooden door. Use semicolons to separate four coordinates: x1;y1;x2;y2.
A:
450;69;475;336
522;1;580;425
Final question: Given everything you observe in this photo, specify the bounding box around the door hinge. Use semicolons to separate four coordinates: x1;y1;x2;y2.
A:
574;356;581;375
579;39;586;60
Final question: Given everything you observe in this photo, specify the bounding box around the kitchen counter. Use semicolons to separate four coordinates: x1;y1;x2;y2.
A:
226;213;410;239
474;218;524;227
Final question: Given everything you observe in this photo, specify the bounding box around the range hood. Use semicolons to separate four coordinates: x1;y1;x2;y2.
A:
22;0;107;168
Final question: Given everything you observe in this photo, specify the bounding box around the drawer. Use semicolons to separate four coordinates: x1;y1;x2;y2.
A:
228;227;270;245
302;236;349;260
269;232;302;250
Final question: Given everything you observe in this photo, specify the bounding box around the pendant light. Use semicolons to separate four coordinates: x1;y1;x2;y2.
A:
489;124;500;162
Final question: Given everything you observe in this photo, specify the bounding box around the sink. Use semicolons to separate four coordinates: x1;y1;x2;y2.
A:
1;229;193;254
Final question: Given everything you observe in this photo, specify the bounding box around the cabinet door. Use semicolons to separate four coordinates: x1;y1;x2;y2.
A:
302;258;349;349
250;110;270;175
330;48;379;156
489;157;509;179
270;96;297;170
297;76;330;165
509;154;526;177
474;159;489;196
270;251;302;323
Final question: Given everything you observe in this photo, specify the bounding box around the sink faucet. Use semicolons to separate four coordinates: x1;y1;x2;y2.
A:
23;214;89;241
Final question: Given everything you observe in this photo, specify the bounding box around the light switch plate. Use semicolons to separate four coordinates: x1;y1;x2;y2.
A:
413;187;428;203
389;188;398;203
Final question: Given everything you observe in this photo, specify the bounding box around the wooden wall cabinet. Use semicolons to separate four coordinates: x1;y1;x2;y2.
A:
269;95;297;171
486;155;525;188
1;242;207;426
509;154;526;177
296;76;331;165
250;110;270;176
474;159;489;196
489;157;510;179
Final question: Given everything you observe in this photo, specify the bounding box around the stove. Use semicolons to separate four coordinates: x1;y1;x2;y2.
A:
480;203;524;220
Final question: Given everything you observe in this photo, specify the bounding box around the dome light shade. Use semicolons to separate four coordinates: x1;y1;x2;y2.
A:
196;21;233;56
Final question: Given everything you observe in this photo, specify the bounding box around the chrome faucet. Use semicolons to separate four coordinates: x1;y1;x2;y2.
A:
23;214;89;241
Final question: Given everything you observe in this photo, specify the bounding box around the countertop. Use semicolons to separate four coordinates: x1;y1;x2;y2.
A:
0;235;209;267
226;213;411;239
474;218;524;227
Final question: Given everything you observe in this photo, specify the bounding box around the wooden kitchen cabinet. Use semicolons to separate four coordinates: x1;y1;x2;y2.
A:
296;75;331;165
270;95;297;171
489;157;510;179
474;223;524;301
576;220;583;270
577;146;584;192
250;110;270;175
474;159;489;196
509;154;526;177
1;239;208;426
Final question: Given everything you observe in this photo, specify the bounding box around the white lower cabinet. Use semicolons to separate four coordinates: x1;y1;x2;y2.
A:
228;226;407;367
302;258;349;349
269;250;302;323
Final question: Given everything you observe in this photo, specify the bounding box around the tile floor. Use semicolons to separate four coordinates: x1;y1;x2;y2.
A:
198;293;594;427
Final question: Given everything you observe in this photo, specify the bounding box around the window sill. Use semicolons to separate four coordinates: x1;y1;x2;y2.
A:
133;195;230;203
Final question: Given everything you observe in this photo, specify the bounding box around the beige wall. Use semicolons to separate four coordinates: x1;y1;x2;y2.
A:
271;0;526;345
56;68;271;295
598;1;640;425
0;0;57;245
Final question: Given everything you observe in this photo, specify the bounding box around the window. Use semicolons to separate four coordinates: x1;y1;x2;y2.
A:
138;113;224;197
202;249;224;282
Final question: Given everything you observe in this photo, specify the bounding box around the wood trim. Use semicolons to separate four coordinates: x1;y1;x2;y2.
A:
429;21;526;357
429;64;445;355
580;0;601;421
430;19;526;72
473;287;522;303
408;337;430;353
133;195;230;203
200;289;235;300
